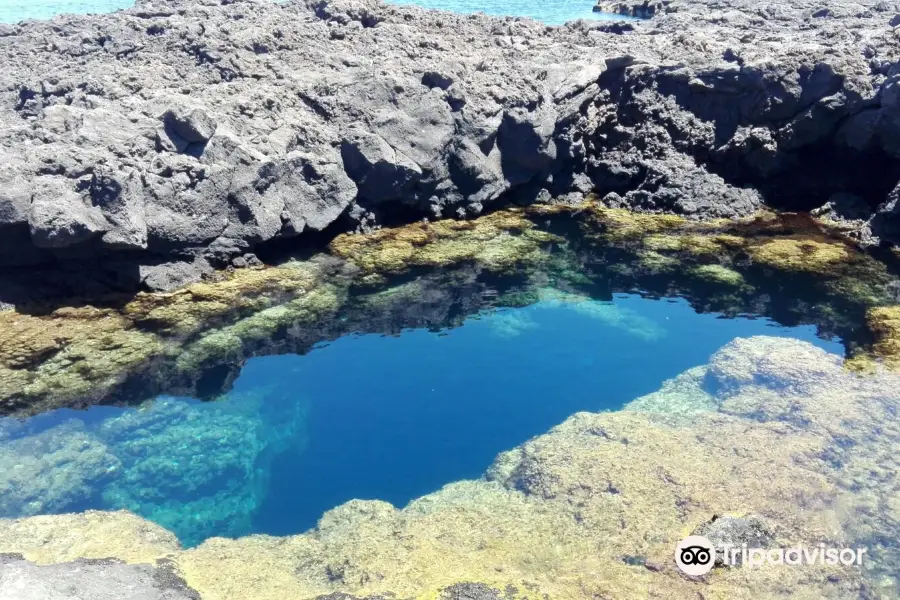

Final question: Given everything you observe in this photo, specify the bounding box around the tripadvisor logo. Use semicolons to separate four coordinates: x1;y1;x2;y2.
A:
676;536;716;576
675;535;868;576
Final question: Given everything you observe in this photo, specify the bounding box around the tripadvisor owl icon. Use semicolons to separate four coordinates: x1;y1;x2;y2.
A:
675;535;715;576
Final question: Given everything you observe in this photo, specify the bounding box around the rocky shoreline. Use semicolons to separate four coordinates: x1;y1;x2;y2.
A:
2;0;900;300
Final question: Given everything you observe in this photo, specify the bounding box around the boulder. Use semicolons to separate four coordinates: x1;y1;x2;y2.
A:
28;179;107;249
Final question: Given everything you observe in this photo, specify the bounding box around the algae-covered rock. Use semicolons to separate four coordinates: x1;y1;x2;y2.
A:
624;366;715;416
0;420;119;517
0;308;165;414
329;210;560;275
858;306;900;369
123;262;321;335
0;262;340;416
705;336;845;396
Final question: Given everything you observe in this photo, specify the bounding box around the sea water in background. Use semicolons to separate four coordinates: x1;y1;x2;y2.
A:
0;293;841;545
382;0;637;24
0;0;132;22
0;0;634;25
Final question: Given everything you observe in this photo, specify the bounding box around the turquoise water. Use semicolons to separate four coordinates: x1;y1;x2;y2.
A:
0;0;632;25
0;294;840;546
0;0;132;22
383;0;635;24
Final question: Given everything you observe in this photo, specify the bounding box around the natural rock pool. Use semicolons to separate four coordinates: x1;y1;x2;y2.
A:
2;201;900;598
0;292;838;546
2;0;900;597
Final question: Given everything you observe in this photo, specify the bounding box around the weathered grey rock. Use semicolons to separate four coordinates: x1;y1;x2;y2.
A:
91;165;149;250
139;257;213;292
0;556;200;600
0;0;900;296
867;181;900;245
340;128;422;203
28;178;107;249
0;174;30;228
595;0;671;18
163;106;217;144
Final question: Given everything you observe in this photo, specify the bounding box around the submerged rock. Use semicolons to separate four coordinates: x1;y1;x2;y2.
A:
0;391;307;546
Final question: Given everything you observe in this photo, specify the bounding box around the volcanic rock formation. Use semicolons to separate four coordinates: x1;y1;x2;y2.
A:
2;0;900;295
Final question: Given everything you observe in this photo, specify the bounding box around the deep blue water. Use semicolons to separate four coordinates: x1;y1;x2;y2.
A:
0;0;633;25
0;294;841;545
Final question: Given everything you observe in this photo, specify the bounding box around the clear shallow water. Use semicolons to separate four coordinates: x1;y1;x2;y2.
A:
0;293;841;546
0;0;633;25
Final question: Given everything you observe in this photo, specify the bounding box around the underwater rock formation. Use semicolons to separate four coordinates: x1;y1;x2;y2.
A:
0;392;305;546
2;336;898;598
2;0;900;296
0;420;119;517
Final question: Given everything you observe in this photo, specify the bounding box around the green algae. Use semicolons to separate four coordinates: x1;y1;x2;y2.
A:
174;282;346;375
329;210;561;275
687;264;747;287
0;308;166;415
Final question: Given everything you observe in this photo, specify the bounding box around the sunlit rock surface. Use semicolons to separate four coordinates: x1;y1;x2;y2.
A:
2;0;900;295
1;336;898;598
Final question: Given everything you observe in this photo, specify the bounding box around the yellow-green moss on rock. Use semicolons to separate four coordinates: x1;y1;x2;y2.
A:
329;210;561;274
124;262;321;335
0;309;166;414
0;263;335;414
847;306;900;371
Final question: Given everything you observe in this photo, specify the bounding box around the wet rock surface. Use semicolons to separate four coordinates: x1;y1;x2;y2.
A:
2;0;900;296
